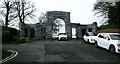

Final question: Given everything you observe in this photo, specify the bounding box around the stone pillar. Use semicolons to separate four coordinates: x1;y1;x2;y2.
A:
79;27;82;38
46;15;52;40
46;26;52;40
66;25;72;39
66;12;72;40
35;23;41;40
92;22;97;33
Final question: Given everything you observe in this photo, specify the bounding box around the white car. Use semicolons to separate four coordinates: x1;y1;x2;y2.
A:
58;33;68;40
52;35;58;40
94;33;120;53
83;32;97;43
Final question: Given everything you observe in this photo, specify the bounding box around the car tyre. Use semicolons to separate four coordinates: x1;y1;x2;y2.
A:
58;39;60;41
87;39;90;43
95;42;98;48
109;45;115;54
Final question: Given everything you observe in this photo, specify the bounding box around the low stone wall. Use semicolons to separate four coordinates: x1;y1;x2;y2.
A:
97;29;120;33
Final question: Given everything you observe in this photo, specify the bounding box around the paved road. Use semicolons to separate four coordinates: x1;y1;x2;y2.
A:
2;40;120;62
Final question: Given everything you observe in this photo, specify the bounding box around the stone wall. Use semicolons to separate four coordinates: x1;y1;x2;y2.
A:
71;22;97;39
19;11;97;40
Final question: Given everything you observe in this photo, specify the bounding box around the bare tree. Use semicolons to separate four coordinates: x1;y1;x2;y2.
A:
0;18;4;26
38;12;47;25
0;0;15;27
53;19;60;34
93;1;120;27
14;0;36;23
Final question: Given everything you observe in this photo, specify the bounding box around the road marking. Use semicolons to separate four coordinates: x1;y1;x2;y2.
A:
0;50;18;63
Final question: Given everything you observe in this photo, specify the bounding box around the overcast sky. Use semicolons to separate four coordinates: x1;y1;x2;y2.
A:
32;0;101;25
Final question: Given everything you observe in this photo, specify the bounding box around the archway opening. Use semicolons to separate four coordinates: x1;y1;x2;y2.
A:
52;18;66;39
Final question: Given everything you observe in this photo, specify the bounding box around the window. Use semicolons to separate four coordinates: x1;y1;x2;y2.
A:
103;34;109;39
98;34;103;38
88;28;92;32
85;33;89;36
110;34;120;40
58;33;66;35
88;32;95;36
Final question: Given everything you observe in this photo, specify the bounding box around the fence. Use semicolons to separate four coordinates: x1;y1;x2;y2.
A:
97;29;120;33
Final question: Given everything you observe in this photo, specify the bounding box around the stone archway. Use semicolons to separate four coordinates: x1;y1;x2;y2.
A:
46;11;72;40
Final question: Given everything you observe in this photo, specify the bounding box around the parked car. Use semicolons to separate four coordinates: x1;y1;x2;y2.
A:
52;35;58;40
83;32;97;43
94;33;120;54
58;33;68;40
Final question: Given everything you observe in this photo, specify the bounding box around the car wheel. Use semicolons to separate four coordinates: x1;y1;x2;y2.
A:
58;38;60;41
109;45;115;54
87;39;90;43
95;42;98;48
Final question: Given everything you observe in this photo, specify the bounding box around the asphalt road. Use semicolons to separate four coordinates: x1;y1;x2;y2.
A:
2;39;120;63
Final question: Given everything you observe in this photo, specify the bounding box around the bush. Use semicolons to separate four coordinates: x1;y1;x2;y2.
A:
25;37;30;43
17;37;25;43
2;26;19;43
13;36;20;42
2;30;11;43
17;37;30;43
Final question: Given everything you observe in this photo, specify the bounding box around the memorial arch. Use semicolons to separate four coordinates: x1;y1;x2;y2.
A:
46;11;72;40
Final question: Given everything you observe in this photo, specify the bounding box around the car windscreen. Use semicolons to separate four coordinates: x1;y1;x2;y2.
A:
59;33;66;35
110;34;120;40
88;33;96;36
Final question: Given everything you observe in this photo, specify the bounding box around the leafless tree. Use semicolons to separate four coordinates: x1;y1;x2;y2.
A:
14;0;36;23
53;19;60;34
0;0;15;27
38;12;47;25
0;18;4;26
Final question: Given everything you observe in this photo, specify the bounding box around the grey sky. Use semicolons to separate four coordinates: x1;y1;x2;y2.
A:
32;0;120;26
33;0;99;25
2;0;119;28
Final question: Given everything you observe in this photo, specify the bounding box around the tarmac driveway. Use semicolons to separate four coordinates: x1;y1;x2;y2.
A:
2;40;120;63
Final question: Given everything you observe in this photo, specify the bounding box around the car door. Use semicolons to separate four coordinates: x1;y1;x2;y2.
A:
102;34;110;49
83;33;89;42
97;33;104;47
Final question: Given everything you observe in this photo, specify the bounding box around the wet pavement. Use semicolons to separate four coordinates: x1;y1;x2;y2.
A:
2;39;120;62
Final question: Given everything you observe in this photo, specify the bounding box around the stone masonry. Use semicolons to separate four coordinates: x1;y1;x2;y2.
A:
19;11;97;40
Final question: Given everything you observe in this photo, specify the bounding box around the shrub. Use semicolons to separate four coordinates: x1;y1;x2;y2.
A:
2;26;19;43
17;37;30;43
25;37;30;43
17;37;25;43
13;36;20;41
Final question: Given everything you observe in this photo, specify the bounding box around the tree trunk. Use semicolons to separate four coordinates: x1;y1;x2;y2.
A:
5;2;9;27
